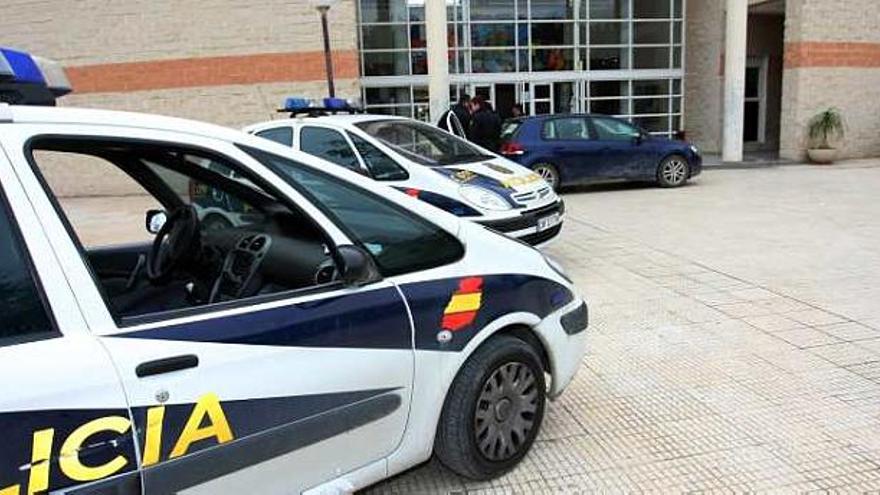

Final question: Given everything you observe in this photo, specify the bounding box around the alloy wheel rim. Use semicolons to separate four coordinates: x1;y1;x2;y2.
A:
474;361;539;461
535;165;556;188
662;159;687;184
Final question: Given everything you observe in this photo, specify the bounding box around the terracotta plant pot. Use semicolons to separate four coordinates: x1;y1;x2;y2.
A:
807;148;837;164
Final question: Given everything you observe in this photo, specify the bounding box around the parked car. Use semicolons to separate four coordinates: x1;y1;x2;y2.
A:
499;114;702;190
0;49;588;494
245;99;565;246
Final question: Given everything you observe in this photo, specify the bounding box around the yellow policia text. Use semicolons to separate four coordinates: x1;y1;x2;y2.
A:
500;173;541;189
0;393;234;495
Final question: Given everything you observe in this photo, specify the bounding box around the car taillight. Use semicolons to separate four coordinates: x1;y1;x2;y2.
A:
500;141;525;156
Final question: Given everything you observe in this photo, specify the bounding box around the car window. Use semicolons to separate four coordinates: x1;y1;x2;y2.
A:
28;138;337;321
543;118;591;140
356;119;492;167
592;117;641;141
347;132;408;181
0;191;56;345
31;150;162;247
255;127;293;147
500;120;522;142
244;146;464;277
300;126;362;173
144;155;268;229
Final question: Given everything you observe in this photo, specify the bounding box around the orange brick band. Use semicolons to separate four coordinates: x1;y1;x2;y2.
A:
785;41;880;69
65;50;359;94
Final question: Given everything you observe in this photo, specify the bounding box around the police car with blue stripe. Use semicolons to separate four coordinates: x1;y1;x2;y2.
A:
245;99;565;247
0;48;588;494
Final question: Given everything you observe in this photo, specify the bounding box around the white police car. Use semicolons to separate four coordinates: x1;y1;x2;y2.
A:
0;49;587;494
244;99;565;247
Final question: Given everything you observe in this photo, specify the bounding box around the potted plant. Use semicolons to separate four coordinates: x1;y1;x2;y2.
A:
806;108;845;164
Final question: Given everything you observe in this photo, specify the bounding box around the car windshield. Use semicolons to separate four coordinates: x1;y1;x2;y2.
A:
355;119;492;167
500;120;523;142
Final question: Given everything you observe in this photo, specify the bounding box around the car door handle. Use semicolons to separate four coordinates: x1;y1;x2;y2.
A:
136;354;199;378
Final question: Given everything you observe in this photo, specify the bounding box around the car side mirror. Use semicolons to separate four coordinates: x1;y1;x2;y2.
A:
631;132;644;145
145;209;167;234
336;245;382;287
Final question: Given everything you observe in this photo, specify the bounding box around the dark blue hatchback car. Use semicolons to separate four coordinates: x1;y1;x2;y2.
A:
499;114;702;190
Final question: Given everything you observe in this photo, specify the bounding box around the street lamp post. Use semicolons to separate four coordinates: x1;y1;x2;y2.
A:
313;0;338;98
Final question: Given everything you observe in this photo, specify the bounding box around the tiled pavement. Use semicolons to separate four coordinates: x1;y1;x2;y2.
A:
368;162;880;493
60;162;880;493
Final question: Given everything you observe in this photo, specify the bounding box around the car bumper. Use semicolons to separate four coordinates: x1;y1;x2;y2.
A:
478;200;565;246
538;297;589;398
689;154;703;177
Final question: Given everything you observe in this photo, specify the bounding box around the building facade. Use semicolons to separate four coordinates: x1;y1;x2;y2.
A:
359;0;685;140
2;0;880;167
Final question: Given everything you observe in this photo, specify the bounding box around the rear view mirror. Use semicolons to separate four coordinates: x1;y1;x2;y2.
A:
145;209;167;234
336;245;381;287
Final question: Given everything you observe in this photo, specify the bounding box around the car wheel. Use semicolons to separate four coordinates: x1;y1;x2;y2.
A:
434;335;546;480
657;155;690;188
532;163;560;191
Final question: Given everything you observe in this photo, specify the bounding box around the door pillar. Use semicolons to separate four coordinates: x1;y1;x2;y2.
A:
426;0;450;124
722;0;748;162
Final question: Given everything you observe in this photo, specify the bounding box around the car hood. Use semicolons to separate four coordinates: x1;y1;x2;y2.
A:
433;158;551;206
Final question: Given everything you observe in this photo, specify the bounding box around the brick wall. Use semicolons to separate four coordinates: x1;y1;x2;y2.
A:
1;0;361;196
780;0;880;160
1;0;361;121
2;0;358;65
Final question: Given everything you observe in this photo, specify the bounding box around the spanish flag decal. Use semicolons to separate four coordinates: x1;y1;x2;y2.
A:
441;277;484;331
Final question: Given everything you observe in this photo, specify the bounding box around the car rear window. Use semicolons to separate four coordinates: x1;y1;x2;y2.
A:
500;120;522;142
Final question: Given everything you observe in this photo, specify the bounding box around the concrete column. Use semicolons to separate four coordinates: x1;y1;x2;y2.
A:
426;0;450;124
722;0;748;162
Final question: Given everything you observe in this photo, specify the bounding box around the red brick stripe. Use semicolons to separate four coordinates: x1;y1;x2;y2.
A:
785;41;880;69
65;50;359;94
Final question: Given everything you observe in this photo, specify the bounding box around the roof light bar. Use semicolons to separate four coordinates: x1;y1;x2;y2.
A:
0;47;72;106
277;96;363;117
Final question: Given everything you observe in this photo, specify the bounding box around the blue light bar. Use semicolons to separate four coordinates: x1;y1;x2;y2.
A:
277;95;362;116
0;48;45;84
323;97;349;110
0;47;72;105
283;97;312;112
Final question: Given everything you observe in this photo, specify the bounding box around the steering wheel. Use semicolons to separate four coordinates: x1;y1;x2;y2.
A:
146;205;200;283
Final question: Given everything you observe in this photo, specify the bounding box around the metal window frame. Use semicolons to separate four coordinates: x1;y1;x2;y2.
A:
358;0;687;131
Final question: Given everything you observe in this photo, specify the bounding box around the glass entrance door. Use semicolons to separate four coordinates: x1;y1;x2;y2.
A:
531;83;552;114
530;82;577;115
744;57;767;143
470;83;521;119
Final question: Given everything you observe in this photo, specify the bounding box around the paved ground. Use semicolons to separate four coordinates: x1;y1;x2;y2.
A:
368;160;880;493
60;161;880;492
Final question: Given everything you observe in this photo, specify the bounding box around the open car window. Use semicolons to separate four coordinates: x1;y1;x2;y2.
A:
242;146;464;277
27;137;339;323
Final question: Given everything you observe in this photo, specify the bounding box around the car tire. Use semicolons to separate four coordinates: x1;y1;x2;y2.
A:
656;155;690;188
531;163;561;191
434;334;546;480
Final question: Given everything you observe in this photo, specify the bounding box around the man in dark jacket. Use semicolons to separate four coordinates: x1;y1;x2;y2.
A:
468;96;503;151
437;94;472;137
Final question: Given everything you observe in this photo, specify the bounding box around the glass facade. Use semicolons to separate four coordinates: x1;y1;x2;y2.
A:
358;0;685;136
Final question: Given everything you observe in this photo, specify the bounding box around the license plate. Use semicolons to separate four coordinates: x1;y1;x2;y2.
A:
537;213;561;232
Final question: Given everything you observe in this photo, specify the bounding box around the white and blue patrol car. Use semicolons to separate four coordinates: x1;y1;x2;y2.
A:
0;49;588;494
244;99;565;247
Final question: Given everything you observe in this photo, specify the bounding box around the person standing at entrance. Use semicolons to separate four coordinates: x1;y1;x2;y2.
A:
438;94;473;137
511;104;525;118
469;95;503;152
